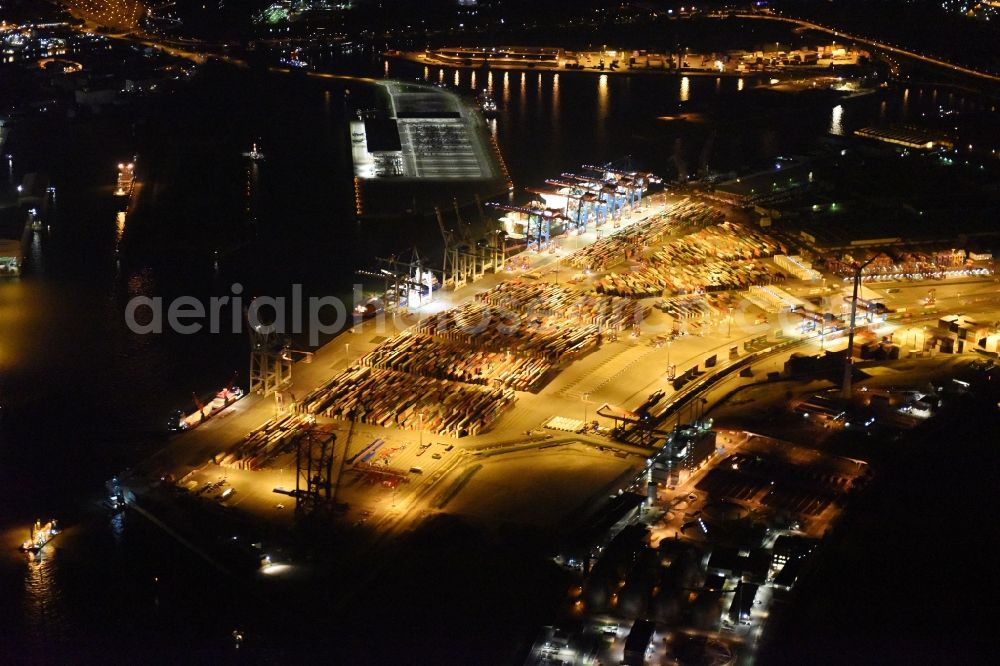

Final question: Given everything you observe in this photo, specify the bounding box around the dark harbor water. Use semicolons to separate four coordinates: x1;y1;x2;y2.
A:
0;41;996;661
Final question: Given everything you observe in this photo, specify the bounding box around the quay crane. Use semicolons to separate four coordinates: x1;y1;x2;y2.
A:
562;173;630;222
356;248;442;313
582;163;661;205
486;202;569;252
247;302;313;398
294;423;338;517
545;178;610;228
435;197;505;289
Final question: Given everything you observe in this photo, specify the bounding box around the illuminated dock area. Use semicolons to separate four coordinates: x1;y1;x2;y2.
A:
854;125;955;150
134;186;825;536
396;42;867;75
133;169;997;554
350;80;508;217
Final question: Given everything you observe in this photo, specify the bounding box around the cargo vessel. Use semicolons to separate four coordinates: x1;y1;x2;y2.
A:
168;383;244;431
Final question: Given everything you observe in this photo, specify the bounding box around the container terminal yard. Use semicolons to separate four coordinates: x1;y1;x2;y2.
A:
107;154;1000;662
3;0;1000;661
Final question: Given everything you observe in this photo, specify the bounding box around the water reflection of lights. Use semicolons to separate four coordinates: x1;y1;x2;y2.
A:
502;71;510;104
520;72;527;116
680;76;690;102
29;227;43;271
470;70;476;90
552;73;560;117
423;65;429;81
487;71;493;89
110;510;125;543
116;211;126;244
438;68;444;83
0;281;32;371
597;74;609;118
738;77;744;92
24;542;64;640
829;104;844;136
453;69;459;87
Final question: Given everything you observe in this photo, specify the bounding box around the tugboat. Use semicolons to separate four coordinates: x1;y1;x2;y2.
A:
104;476;127;512
245;142;265;161
20;519;60;553
113;161;135;197
478;88;499;117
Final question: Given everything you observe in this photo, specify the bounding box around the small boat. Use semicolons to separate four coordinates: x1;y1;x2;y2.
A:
21;519;60;553
478;89;499;117
245;142;265;161
114;161;135;197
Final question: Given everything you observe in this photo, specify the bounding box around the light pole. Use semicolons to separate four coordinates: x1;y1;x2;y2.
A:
727;307;734;338
582;393;590;428
418;412;425;448
345;342;350;367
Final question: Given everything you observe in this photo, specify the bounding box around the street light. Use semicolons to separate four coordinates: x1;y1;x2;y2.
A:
345;342;350;366
582;393;590;428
